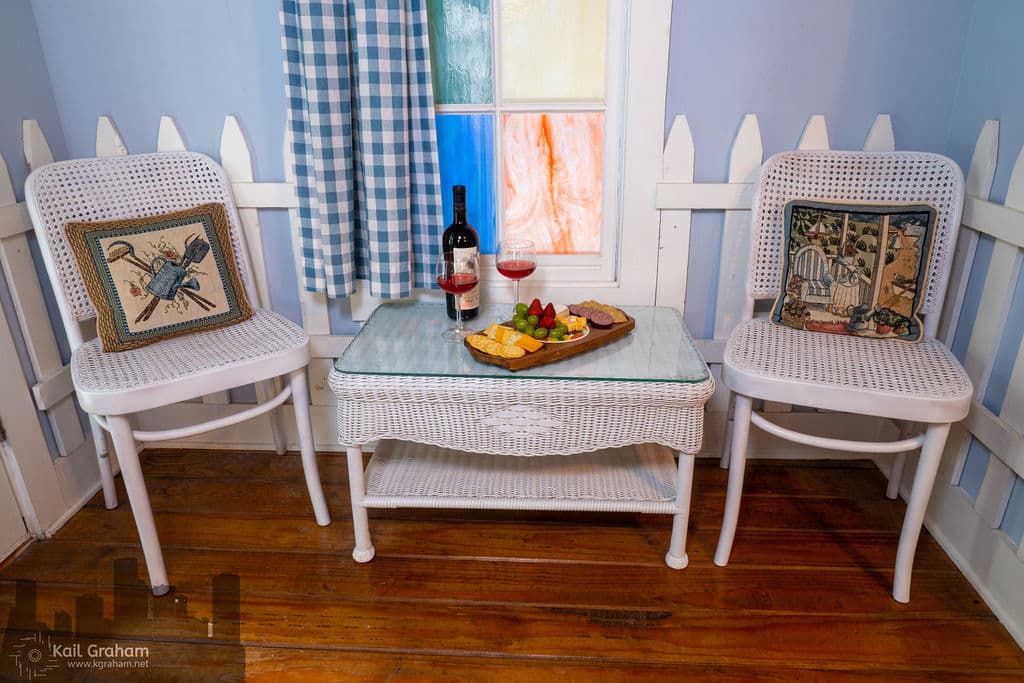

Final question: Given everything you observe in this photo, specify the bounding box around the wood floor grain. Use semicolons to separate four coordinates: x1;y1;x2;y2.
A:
0;448;1020;681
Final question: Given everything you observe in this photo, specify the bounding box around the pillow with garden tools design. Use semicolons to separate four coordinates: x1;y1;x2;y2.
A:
769;199;938;342
65;203;253;352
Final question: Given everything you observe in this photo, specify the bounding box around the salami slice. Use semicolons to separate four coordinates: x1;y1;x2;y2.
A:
569;304;614;328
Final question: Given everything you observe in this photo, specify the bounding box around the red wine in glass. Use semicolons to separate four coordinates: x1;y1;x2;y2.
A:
435;253;479;341
496;259;536;280
436;272;479;295
496;239;536;305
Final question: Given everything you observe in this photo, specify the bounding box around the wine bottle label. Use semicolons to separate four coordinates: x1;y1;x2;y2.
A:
452;246;479;309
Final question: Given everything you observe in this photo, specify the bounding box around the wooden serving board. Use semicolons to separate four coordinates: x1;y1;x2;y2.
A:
463;314;635;371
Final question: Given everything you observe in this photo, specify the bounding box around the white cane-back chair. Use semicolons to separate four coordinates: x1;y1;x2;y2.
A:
25;152;330;595
714;150;972;602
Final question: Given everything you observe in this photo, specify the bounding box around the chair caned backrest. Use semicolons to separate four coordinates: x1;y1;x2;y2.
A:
748;151;965;324
25;152;256;330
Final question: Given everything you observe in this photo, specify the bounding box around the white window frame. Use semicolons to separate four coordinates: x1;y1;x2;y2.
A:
435;0;672;308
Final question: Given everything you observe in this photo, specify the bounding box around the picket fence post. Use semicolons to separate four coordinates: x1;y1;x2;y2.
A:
939;120;998;345
654;114;693;313
3;122;85;458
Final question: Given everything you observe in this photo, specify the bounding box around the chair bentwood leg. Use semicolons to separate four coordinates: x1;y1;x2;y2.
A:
719;392;737;470
89;415;118;510
289;368;330;526
887;451;907;500
893;422;951;603
715;393;753;567
264;377;289;455
107;415;169;596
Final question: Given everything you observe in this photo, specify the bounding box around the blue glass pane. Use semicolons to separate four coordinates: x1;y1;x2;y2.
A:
999;476;1024;546
436;113;496;254
958;438;991;501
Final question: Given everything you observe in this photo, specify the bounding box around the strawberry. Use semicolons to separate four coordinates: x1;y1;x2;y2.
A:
540;315;556;330
542;302;556;319
527;298;543;317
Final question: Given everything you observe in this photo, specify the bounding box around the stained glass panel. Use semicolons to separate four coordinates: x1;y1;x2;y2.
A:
499;0;607;103
426;0;493;105
503;112;603;254
436;113;497;254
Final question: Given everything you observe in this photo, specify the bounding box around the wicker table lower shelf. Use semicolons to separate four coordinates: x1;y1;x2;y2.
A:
363;440;680;514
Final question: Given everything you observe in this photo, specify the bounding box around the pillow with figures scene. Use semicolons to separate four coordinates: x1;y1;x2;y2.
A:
769;199;937;342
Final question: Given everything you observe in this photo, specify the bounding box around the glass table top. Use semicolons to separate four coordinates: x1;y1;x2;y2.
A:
333;301;709;383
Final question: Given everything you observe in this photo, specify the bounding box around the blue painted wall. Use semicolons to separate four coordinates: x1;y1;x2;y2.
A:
22;0;977;338
942;0;1024;540
945;0;1024;205
665;0;974;336
0;0;66;199
28;0;322;328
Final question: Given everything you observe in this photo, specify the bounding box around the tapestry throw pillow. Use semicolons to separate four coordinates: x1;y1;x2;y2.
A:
65;203;254;352
769;199;938;342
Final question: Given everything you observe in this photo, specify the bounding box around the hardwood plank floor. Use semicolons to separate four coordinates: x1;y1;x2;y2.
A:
0;448;1020;681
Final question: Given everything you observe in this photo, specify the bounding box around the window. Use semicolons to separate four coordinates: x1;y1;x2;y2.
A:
423;0;630;286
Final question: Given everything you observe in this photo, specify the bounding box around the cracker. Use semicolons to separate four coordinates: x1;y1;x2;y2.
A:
466;334;526;359
579;300;627;323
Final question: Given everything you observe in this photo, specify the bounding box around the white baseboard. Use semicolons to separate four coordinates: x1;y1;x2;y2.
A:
886;428;1024;650
133;403;895;460
46;435;118;537
135;403;343;452
701;409;897;459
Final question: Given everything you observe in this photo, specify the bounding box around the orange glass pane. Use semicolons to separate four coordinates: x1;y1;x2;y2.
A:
503;112;603;255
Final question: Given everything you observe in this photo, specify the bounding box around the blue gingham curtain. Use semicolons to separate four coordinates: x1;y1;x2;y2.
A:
280;0;443;297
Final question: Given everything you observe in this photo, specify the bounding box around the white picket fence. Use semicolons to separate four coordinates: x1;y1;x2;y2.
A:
655;113;1024;646
0;112;1022;645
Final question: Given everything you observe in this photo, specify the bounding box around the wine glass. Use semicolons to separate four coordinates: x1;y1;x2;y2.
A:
496;239;536;306
436;252;480;341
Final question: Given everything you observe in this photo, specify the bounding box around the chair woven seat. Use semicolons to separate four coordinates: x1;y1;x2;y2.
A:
724;318;972;422
71;309;309;414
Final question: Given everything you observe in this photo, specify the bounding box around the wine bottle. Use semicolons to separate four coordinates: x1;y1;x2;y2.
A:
442;185;480;321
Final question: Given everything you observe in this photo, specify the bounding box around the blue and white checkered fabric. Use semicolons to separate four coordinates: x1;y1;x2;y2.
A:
281;0;443;298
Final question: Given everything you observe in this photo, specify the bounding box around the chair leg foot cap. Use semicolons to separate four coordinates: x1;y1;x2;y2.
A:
353;547;375;563
665;552;688;569
152;584;171;597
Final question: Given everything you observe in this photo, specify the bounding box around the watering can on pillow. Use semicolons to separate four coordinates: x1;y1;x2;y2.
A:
146;237;210;300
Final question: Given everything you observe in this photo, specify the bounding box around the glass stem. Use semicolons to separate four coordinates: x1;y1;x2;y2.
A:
513;280;520;306
454;294;463;333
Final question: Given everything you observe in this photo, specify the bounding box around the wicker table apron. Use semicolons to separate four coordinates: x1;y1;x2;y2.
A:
329;302;714;568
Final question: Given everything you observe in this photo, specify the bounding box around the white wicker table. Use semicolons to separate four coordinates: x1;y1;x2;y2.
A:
328;302;714;568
